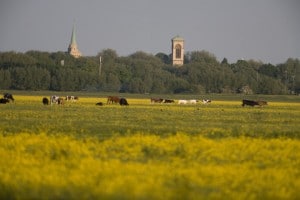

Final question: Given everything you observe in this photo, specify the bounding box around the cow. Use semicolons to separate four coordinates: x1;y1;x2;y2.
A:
0;98;9;104
178;100;188;104
242;99;268;107
57;98;64;105
3;93;14;102
65;96;79;102
178;99;198;104
189;99;198;104
50;95;64;105
119;98;129;106
107;96;120;104
50;95;59;105
150;98;164;103
42;97;49;105
202;99;212;104
96;102;104;106
163;99;175;103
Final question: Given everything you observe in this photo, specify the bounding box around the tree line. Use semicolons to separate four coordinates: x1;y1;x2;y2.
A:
0;49;299;94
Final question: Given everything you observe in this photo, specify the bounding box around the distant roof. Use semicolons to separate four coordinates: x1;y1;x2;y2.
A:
172;35;184;41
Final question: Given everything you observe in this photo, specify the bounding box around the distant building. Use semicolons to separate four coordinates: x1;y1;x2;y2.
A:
68;25;82;58
171;36;184;66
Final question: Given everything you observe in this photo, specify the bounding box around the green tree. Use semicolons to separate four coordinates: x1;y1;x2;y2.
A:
0;69;11;89
278;58;300;94
259;64;279;78
155;52;171;64
189;50;219;65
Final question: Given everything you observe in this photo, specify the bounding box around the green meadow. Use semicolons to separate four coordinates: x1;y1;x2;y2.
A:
0;93;299;199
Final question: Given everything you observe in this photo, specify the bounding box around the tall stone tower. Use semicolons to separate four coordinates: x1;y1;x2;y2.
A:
68;25;82;58
171;36;184;66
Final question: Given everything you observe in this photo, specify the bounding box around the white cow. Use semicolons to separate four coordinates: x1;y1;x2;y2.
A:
202;99;212;104
178;100;188;104
50;95;64;105
50;95;59;105
65;96;79;102
189;99;198;104
178;99;199;104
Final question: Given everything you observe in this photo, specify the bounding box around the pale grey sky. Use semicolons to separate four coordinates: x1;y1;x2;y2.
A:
0;0;299;64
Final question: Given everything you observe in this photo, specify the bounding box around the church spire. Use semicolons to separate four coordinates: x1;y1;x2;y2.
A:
68;23;82;58
70;24;77;45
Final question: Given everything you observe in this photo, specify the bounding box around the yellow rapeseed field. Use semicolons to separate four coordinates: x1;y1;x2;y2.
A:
1;133;300;199
0;94;299;199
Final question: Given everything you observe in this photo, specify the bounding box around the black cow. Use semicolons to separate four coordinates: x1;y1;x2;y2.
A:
242;99;268;107
42;97;49;105
164;99;175;103
96;102;104;106
0;98;9;104
119;98;129;106
3;93;14;102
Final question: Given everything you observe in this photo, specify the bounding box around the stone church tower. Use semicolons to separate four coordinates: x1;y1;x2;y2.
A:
171;36;184;66
68;25;82;58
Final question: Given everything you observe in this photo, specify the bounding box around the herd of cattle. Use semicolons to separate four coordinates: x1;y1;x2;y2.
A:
0;93;268;107
149;98;212;104
40;95;79;105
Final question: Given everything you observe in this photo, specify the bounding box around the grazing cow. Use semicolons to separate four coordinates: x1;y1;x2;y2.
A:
107;96;120;104
178;100;188;104
42;97;49;105
150;98;164;103
202;99;212;104
178;99;198;104
50;95;59;105
164;99;175;103
3;93;14;102
119;98;129;106
96;102;104;106
57;98;64;105
189;99;198;104
242;99;268;107
0;98;9;104
50;95;64;105
65;96;79;102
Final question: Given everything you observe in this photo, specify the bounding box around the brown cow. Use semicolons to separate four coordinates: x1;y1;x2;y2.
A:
107;96;120;104
57;98;64;105
150;98;164;103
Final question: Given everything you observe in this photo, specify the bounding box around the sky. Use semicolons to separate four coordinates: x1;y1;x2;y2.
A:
0;0;299;64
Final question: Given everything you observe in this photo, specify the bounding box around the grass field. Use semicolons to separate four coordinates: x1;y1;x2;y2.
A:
0;93;300;199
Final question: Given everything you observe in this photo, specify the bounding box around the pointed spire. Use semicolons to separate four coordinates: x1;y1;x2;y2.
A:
70;24;77;45
68;23;82;58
